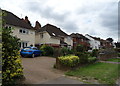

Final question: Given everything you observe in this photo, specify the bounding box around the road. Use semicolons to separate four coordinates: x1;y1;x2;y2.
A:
21;56;83;84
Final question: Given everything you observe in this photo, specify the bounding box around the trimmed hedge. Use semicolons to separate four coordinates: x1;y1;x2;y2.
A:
58;55;79;67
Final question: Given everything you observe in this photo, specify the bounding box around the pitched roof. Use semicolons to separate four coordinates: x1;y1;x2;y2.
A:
86;34;101;41
38;24;68;37
2;10;33;29
70;33;89;40
86;34;110;43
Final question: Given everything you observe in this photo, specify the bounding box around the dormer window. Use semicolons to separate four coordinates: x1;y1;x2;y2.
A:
52;33;56;36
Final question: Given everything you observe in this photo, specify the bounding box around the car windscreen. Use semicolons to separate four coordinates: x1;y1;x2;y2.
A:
24;47;31;50
32;48;38;50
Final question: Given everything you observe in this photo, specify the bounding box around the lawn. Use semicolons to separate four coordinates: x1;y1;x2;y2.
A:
106;58;120;62
65;62;119;84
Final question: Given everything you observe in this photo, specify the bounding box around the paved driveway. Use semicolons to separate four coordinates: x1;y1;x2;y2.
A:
22;56;83;84
22;56;64;84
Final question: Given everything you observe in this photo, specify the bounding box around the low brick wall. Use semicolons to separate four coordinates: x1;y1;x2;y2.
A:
98;48;117;60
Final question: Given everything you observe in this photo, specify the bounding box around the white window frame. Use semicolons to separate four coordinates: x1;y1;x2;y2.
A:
19;29;29;34
20;41;28;48
40;33;43;38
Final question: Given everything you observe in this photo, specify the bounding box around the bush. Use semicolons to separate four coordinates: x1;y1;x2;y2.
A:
53;48;61;57
88;57;97;63
118;53;120;57
58;55;79;67
2;27;23;84
91;49;98;57
40;45;54;56
76;44;85;52
75;52;90;64
60;47;69;56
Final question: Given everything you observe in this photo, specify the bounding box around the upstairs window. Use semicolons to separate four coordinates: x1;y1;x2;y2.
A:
19;29;29;34
40;33;43;38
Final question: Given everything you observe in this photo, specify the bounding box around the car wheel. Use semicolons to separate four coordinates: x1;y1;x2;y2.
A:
32;54;35;58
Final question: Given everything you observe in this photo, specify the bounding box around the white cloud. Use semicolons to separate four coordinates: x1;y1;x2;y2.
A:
0;0;118;42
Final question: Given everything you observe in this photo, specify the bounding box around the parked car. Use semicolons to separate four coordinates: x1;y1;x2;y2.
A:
20;47;42;58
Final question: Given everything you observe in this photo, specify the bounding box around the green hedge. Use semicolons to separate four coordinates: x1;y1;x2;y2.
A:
40;45;54;56
58;55;79;67
75;52;97;64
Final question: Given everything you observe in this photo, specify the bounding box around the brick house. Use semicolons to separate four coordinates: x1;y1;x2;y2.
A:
70;33;90;50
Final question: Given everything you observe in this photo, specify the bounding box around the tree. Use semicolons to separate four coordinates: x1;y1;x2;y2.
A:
2;27;24;84
76;44;85;52
106;38;113;42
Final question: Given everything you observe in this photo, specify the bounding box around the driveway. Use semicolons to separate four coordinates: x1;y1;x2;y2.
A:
21;56;83;84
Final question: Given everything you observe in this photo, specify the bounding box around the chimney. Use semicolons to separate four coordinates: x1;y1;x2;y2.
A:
34;21;41;30
24;16;31;25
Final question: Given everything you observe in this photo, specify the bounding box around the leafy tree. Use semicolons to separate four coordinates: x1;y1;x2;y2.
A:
106;38;113;43
2;27;23;84
76;44;85;52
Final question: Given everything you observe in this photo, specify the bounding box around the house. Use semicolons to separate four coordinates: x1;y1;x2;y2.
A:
70;33;90;50
85;34;101;50
100;39;114;49
2;10;35;48
35;23;73;49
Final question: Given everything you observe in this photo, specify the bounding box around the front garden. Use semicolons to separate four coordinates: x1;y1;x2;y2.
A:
65;62;119;84
36;39;119;85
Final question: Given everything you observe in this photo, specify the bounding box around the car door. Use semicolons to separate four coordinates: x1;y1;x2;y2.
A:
32;48;41;56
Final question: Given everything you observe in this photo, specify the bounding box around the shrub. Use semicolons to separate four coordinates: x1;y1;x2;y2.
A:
40;45;54;56
76;52;90;64
53;48;61;57
68;49;75;54
76;44;85;52
58;55;79;67
118;53;120;57
88;57;97;63
60;47;69;56
2;27;23;84
91;49;98;57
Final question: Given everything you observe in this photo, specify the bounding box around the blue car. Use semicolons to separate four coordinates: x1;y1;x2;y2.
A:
20;47;42;58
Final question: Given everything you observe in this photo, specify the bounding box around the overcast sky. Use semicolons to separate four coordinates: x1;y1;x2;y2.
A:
0;0;119;42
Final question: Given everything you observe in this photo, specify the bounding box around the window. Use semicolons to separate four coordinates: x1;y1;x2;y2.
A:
19;29;22;33
22;42;24;48
26;43;27;47
23;30;26;33
52;33;56;36
40;33;43;38
5;26;12;29
20;42;28;48
19;29;29;34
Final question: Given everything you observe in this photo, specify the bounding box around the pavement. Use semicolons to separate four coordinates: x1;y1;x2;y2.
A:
100;61;120;64
42;76;83;84
21;56;83;84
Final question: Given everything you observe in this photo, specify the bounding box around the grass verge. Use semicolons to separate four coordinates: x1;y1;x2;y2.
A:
65;62;119;84
106;58;120;62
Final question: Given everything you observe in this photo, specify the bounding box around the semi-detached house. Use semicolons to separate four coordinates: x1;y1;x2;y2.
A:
2;10;73;49
2;10;35;48
35;24;73;49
